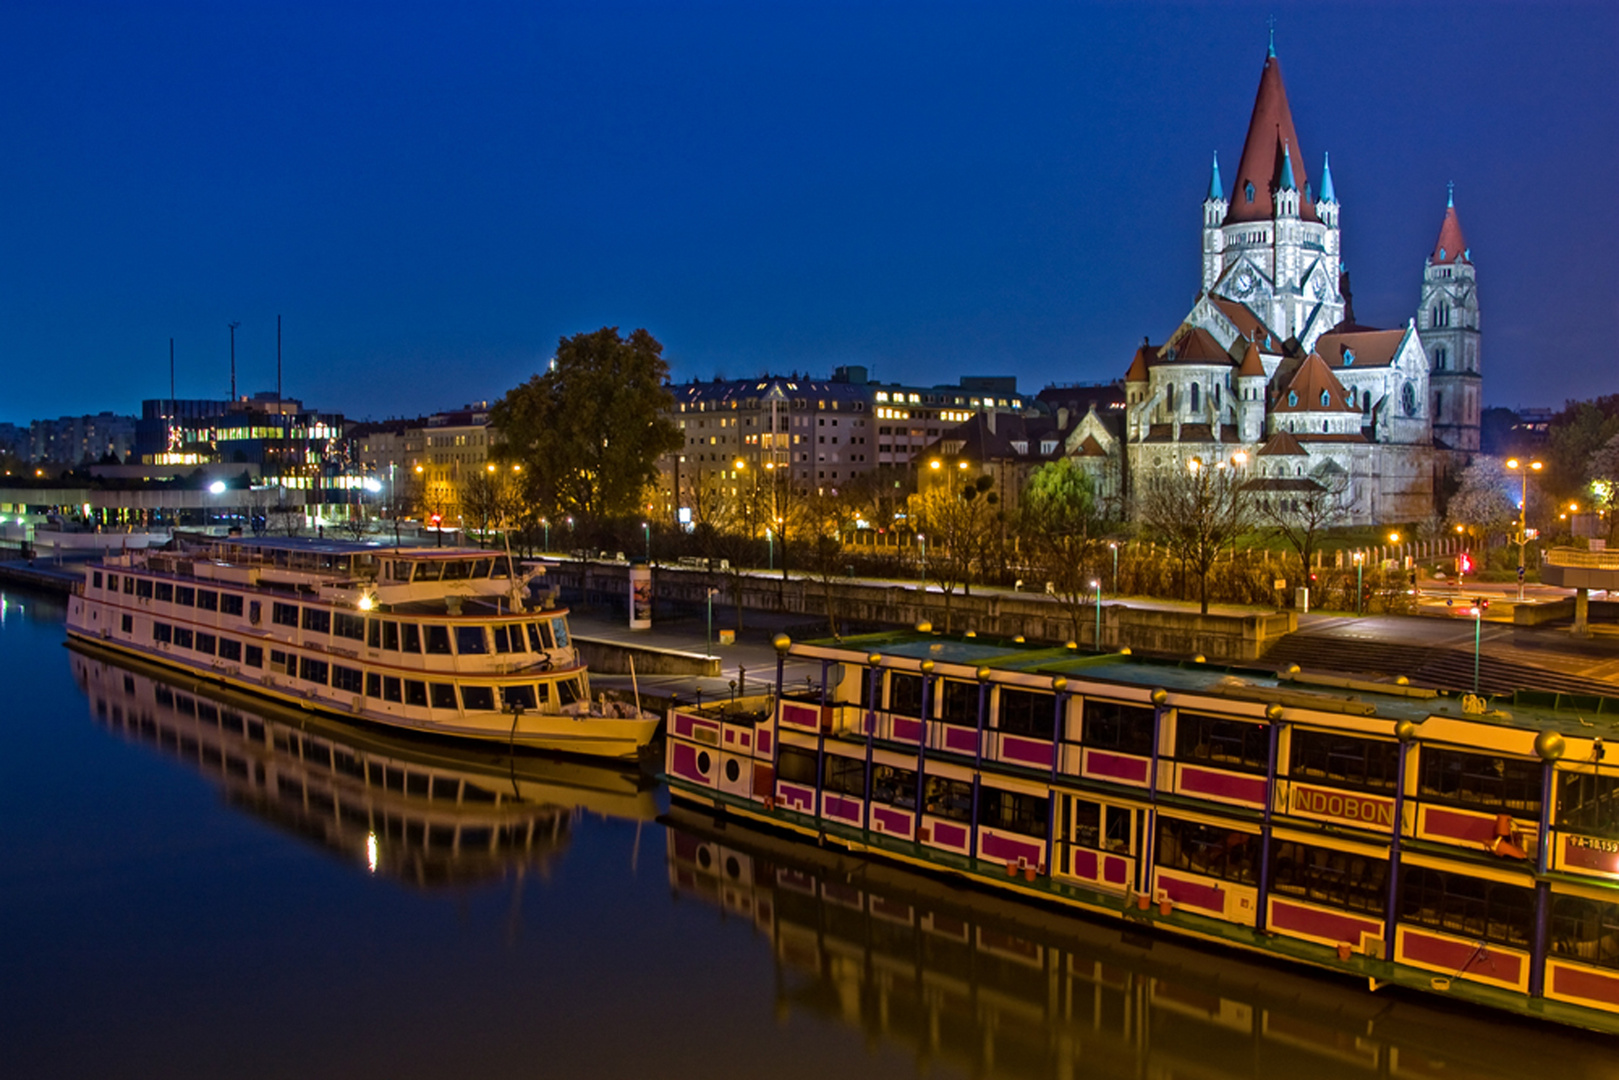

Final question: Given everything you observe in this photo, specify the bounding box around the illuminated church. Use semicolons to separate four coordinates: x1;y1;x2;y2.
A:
1092;40;1481;524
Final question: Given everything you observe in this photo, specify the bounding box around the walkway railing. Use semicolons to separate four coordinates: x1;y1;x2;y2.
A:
1546;547;1619;570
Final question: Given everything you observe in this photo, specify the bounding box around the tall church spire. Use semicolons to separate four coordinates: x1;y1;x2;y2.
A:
1319;152;1336;203
1224;46;1316;224
1430;188;1470;264
1207;151;1224;201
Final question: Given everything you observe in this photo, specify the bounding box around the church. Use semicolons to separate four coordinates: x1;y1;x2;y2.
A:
1077;40;1481;526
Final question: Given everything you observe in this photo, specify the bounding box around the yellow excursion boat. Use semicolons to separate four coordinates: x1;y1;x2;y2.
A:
65;532;659;759
665;628;1619;1033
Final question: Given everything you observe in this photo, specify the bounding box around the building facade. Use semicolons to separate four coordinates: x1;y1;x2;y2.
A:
1100;43;1479;525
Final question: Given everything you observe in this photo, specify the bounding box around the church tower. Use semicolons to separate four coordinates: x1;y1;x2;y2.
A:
1418;186;1481;452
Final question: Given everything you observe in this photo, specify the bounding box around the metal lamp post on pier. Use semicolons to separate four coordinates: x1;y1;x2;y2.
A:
1506;457;1543;601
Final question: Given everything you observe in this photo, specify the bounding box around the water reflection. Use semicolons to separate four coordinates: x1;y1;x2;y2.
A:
665;807;1618;1080
70;645;657;888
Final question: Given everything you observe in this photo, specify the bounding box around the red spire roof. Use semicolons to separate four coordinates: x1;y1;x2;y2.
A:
1124;344;1152;383
1224;51;1318;225
1275;352;1355;413
1236;339;1267;378
1430;200;1469;264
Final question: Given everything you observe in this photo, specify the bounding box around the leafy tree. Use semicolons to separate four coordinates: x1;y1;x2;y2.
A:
459;463;524;547
1021;460;1108;645
1545;396;1619;499
1135;456;1254;615
1444;457;1517;539
1585;432;1619;543
491;327;682;522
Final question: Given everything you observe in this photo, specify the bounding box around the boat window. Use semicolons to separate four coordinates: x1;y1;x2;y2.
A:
156;583;174;603
197;590;219;612
401;624;421;653
390;561;411;581
1551;896;1619;972
1175;712;1269;775
94;571;105;590
334;613;366;641
404;680;427;706
245;645;263;668
218;639;242;662
366;673;382;697
871;764;917;809
777;746;819;786
501;685;538;711
1398;865;1534;949
822;754;867;796
923;776;974;823
940;679;977;726
425;625;452;654
492;625;520;653
551;618;569;649
175;586;195;606
153;622;173;644
455;626;489;654
273;602;299;628
1269;838;1386;914
534;682;550;704
1082;699;1156;757
1070;798;1131;852
414;561;442;582
428;683;457;709
333;666;363;692
124;576;136;595
368;620;381;647
1289;728;1400;793
302;608;331;634
1155;816;1259;885
1559;772;1619;841
1419;746;1542;818
999;687;1056;740
299;658;329;685
888;672;925;717
491;557;511;578
136;578;153;598
460;685;496;710
442;560;471;581
556;676;581;706
527;621;554;651
222;594;243;616
381;622;400;651
979;786;1048;838
173;628;193;650
471;559;492;579
195;633;216;655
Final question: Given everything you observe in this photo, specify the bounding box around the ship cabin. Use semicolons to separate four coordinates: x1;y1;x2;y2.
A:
664;629;1619;1029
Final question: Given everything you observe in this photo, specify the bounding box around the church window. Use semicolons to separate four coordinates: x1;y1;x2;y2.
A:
1435;392;1444;417
1348;387;1357;407
1320;390;1330;408
1213;384;1221;408
1343;348;1355;366
1189;384;1200;412
1287;391;1298;408
1245;181;1255;203
1322;421;1329;433
1435;346;1447;370
1401;382;1418;417
1166;384;1175;409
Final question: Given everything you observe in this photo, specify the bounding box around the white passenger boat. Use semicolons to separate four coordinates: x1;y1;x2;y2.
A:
65;532;660;759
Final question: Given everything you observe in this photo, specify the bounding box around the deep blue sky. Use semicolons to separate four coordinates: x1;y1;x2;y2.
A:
2;1;1614;425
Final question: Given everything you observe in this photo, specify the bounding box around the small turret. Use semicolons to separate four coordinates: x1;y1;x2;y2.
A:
1274;143;1301;218
1316;151;1339;227
1203;152;1228;227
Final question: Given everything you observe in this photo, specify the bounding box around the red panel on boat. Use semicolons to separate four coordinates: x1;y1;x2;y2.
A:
1070;849;1098;879
1423;807;1496;845
1104;857;1128;884
1553;963;1619;1007
1402;931;1522;984
1270;898;1380;945
823;794;862;823
670;742;709;784
778;782;816;812
981;830;1043;867
944;726;979;754
892;717;923;743
1563;836;1619;875
872;805;913;837
1179;766;1266;805
781;703;821;730
1159;874;1224;913
931;821;968;848
1002;735;1053;769
1086;750;1149;784
755;729;772;756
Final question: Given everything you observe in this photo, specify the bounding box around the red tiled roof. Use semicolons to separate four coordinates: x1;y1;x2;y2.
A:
1077;435;1107;458
1274;352;1355;413
1124;345;1152;383
1236;339;1268;378
1295;432;1370;444
1160;326;1234;364
1224;52;1318;225
1257;430;1308;456
1431;203;1469;264
1314;328;1405;369
1211;298;1272;343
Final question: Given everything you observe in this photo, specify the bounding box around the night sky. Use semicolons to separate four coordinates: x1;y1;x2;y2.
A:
2;1;1613;425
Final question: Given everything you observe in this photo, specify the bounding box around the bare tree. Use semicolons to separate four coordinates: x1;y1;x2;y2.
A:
1256;466;1353;592
1021;459;1110;645
913;474;998;631
1136;455;1255;615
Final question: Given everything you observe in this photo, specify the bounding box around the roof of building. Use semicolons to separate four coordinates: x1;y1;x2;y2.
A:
1236;339;1268;378
1124;344;1153;383
926;411;1069;465
1431;194;1470;264
1314;328;1407;370
1319;151;1337;203
1160;326;1234;365
1210;298;1274;345
1274;353;1355;413
1207;152;1224;201
1256;430;1308;456
1224;49;1319;226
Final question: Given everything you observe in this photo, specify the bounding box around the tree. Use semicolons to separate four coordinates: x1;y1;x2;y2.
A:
1021;460;1108;645
1135;456;1254;615
913;474;998;631
1444;458;1516;539
459;464;523;547
1256;467;1353;592
1584;432;1619;543
1545;396;1619;499
491;327;683;522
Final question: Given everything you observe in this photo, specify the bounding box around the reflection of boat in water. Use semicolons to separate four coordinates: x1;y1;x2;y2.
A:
666;807;1615;1080
71;645;657;888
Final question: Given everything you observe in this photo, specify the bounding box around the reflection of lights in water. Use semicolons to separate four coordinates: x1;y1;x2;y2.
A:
366;832;379;873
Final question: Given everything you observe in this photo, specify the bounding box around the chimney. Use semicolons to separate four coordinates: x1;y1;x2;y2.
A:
985;410;996;436
1056;406;1070;430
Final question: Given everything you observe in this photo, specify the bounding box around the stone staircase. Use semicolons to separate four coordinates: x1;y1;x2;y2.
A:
1259;633;1618;698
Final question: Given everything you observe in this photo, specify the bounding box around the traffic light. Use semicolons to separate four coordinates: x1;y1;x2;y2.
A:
1458;552;1474;575
430;513;442;527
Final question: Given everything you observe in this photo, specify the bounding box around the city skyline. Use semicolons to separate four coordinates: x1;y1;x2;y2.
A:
2;1;1614;424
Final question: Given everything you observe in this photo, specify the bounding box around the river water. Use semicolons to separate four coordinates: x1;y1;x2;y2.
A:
3;586;1615;1078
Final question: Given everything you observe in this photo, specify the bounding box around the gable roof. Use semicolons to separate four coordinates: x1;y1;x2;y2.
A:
1274;352;1355;413
1124;344;1153;383
1224;50;1319;225
1314;328;1407;370
1210;298;1274;344
1160;326;1234;365
1257;430;1308;456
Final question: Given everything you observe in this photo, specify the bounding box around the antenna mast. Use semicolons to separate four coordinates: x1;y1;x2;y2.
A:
228;321;241;401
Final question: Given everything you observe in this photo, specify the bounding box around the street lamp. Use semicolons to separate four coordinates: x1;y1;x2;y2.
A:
1505;458;1543;601
643;521;650;563
1109;540;1119;594
918;533;927;583
766;526;773;571
542;518;550;552
1353;551;1364;616
706;587;718;657
1470;597;1485;694
1092;579;1102;650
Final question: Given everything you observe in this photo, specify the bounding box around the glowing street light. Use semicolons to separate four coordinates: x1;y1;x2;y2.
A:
1354;551;1364;616
1505;458;1543;600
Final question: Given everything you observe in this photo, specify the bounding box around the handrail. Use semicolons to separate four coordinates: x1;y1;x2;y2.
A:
1545;547;1619;570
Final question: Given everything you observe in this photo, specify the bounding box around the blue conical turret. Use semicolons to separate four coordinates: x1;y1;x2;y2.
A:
1207;152;1225;201
1319;151;1337;203
1278;143;1297;192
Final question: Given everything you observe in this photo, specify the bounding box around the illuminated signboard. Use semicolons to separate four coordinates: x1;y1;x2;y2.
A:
1564;835;1619;876
1289;784;1396;829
